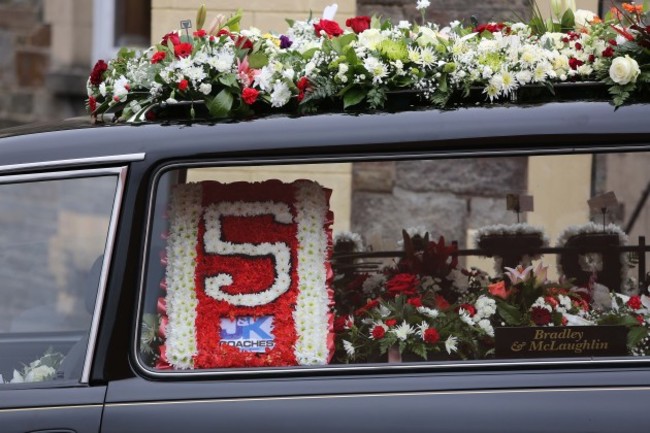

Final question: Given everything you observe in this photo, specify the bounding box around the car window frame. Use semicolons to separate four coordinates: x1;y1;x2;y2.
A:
0;166;128;386
133;144;650;380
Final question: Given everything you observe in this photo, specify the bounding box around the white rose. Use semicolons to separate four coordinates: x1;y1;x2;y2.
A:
609;55;641;85
574;9;597;29
357;28;385;50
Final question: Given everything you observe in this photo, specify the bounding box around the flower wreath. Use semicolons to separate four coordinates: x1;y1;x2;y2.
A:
555;222;634;293
160;179;334;369
474;223;549;274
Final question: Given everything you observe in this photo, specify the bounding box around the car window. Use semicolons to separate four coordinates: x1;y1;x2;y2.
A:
138;150;650;373
0;173;118;385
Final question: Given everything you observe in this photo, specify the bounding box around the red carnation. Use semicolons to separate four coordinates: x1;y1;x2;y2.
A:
568;57;584;70
88;95;97;112
531;307;552;326
178;79;189;91
459;303;477;317
151;51;166;64
435;294;451;311
355;299;379;316
89;59;108;86
475;22;506;33
174;42;193;58
216;29;231;37
371;325;386;339
407;297;423;308
333;315;353;332
314;19;344;38
346;16;371;34
242;87;259;105
602;46;615;58
386;273;419;297
385;319;397;327
423;328;440;345
161;32;181;46
544;296;559;309
193;29;207;38
297;76;310;102
234;35;254;51
636;315;645;325
627;295;642;310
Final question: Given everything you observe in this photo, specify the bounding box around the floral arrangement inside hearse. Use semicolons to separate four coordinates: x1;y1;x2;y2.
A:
119;1;650;371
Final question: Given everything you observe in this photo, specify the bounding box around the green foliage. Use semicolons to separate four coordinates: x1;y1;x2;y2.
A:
366;87;387;110
206;89;234;118
497;301;524;326
627;326;649;348
342;87;366;108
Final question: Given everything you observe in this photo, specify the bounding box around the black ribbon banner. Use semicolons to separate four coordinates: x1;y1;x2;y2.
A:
495;326;628;358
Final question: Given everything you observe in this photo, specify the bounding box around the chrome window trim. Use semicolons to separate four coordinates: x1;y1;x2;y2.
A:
81;166;128;384
0;167;125;385
134;146;650;380
0;153;145;175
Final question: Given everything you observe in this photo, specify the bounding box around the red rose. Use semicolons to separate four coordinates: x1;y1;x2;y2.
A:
161;32;181;46
216;29;231;37
193;29;207;38
314;19;344;38
531;307;552;326
346;16;371;34
385;319;397;327
151;51;166;64
371;325;386;339
386;273;419;297
178;79;189;91
602;46;615;58
407;297;423;308
423;328;440;344
89;59;108;86
627;295;642;310
174;42;193;58
242;87;259;105
459;303;476;317
88;95;97;112
574;42;582;51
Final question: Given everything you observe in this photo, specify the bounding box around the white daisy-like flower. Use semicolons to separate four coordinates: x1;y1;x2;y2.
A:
445;335;458;354
363;57;389;84
417;306;440;319
391;321;415;341
343;340;355;357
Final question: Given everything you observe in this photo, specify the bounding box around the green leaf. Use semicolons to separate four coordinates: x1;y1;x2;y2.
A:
218;73;238;88
497;301;523;326
302;47;318;60
286;18;295;27
206;89;234;118
343;88;366;109
370;15;382;29
223;9;242;32
247;52;269;69
627;326;648;348
411;343;428;360
561;9;575;32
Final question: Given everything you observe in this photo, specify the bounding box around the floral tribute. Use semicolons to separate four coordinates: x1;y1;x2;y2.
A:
87;2;649;122
158;180;334;369
334;226;650;363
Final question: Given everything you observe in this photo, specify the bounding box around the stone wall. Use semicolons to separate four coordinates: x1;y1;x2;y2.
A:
351;158;528;252
0;0;51;124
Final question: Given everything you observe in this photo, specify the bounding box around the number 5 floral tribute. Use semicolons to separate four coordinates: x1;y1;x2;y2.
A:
155;180;334;369
87;2;649;121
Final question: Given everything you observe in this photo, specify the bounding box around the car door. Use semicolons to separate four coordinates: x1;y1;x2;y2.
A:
0;166;125;433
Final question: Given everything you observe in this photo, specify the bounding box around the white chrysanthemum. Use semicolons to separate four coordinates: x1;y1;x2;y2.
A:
417;306;440;319
363;57;388;84
391;321;415;341
270;81;292;107
99;82;107;97
417;47;437;67
208;49;235;73
475;295;497;319
445;335;458;354
343;340;355;357
397;20;412;29
198;83;212;95
459;310;474;326
113;75;130;100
